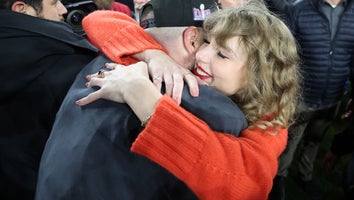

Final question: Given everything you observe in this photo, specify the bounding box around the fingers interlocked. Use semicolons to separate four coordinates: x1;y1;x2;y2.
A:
183;72;192;79
98;70;105;78
153;75;161;82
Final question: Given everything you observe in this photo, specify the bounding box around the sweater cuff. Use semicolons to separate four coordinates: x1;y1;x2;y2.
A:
101;23;166;65
131;95;210;178
83;11;166;65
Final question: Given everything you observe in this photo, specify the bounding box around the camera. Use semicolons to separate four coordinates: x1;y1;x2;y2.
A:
62;0;97;36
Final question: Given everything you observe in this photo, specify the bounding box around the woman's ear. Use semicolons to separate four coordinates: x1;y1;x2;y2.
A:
11;1;27;13
183;26;202;55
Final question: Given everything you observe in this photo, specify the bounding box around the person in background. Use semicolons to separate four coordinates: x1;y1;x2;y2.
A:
3;0;67;21
93;0;132;16
263;0;294;15
324;77;354;200
0;0;98;199
117;0;134;10
36;0;247;199
216;0;293;14
324;118;354;200
133;0;149;22
76;2;301;199
271;0;354;199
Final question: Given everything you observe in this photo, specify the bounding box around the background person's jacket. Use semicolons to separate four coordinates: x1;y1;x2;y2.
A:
0;10;98;199
285;0;354;109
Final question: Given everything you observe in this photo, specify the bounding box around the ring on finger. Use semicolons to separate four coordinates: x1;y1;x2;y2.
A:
98;70;105;78
183;72;192;79
153;75;161;82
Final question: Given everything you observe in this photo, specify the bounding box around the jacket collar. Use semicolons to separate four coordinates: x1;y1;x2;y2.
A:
0;10;98;53
311;0;351;8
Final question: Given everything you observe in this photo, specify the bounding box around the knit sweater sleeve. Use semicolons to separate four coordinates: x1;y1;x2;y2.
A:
82;10;166;65
131;95;288;200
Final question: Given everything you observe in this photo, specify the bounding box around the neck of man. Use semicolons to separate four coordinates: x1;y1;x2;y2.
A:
147;27;191;68
325;0;342;7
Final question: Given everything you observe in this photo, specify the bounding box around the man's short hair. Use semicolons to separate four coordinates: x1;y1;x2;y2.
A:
0;0;42;13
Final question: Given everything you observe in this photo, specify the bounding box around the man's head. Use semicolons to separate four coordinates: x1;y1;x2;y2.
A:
139;0;219;69
1;0;67;21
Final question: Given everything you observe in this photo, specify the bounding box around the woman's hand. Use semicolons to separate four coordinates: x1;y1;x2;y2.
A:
76;61;163;124
134;50;202;104
76;62;151;106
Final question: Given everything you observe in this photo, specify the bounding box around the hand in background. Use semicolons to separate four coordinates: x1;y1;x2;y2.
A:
341;98;353;119
324;150;339;172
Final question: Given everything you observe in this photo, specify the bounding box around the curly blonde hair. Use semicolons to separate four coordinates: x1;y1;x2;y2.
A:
203;5;301;130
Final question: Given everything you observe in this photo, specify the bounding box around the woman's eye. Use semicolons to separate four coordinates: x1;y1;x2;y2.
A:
217;51;228;59
203;39;210;44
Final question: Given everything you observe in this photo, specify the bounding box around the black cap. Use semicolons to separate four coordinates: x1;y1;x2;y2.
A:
140;0;219;29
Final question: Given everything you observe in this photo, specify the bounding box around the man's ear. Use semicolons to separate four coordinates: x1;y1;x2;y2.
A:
11;1;27;13
183;26;202;55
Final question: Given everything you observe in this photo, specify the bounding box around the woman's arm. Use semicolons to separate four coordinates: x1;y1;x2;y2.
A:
76;62;284;199
76;62;160;122
82;10;199;103
131;95;287;200
83;10;165;65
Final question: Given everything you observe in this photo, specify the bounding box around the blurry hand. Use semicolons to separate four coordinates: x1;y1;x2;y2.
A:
324;150;338;172
76;62;150;106
341;98;353;119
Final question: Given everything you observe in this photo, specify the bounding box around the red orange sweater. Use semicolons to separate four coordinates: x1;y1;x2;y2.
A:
83;11;288;200
83;11;166;66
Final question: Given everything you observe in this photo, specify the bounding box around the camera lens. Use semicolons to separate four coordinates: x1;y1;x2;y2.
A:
63;1;98;36
67;10;86;27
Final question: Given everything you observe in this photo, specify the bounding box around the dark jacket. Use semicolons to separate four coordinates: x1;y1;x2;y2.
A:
285;0;354;109
35;55;247;200
265;0;293;16
331;76;354;156
0;10;98;199
330;122;354;156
